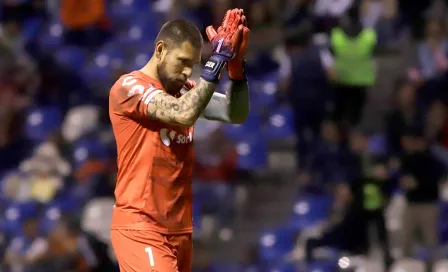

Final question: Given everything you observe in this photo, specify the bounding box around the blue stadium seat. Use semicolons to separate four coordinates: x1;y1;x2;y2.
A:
193;200;201;231
439;218;448;243
249;72;280;111
258;226;296;263
235;136;268;170
440;201;448;218
108;0;152;29
95;42;126;70
115;14;159;49
82;42;126;89
269;262;299;272
54;46;87;71
126;46;154;71
288;195;332;230
82;63;114;90
72;138;109;170
24;106;63;143
262;106;295;141
222;113;262;142
3;200;41;236
39;195;79;234
368;133;386;156
21;17;43;45
38;20;64;52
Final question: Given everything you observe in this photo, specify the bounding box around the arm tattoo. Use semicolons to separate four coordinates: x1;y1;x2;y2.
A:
201;80;250;124
147;78;217;127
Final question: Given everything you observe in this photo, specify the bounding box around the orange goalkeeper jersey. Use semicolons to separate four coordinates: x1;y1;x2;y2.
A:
109;71;194;234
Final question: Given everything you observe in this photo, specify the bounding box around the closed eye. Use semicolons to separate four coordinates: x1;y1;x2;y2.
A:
179;58;191;65
179;57;200;66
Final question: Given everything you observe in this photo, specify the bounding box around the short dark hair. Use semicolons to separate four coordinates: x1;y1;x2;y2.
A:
155;19;203;49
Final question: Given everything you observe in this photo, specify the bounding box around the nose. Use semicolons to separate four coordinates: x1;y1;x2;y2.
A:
182;67;193;79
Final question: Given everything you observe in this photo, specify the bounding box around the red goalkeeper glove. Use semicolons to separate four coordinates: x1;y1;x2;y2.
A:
201;8;244;83
183;79;196;91
206;9;250;80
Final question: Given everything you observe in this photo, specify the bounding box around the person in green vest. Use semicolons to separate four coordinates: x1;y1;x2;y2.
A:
329;5;377;127
352;156;394;269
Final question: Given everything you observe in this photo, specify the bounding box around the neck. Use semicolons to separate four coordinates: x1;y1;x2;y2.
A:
140;56;159;81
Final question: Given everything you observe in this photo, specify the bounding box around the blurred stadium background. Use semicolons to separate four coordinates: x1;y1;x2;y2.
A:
2;0;448;271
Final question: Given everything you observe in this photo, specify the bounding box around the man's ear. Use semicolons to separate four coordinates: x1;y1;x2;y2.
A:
155;40;165;59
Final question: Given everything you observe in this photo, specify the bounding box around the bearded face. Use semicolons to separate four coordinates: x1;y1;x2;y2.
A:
157;58;186;95
156;41;201;95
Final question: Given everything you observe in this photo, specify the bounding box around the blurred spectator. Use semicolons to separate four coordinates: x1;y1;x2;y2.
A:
27;163;62;204
425;100;448;169
0;0;47;24
399;128;445;262
306;120;349;187
330;6;377;127
345;128;371;182
425;100;448;144
210;0;232;28
60;0;111;49
296;171;325;196
398;0;433;40
360;0;399;45
305;183;366;264
4;213;48;272
313;0;355;32
19;142;70;203
41;217;117;272
180;0;213;36
3;171;29;202
385;77;422;155
0;81;30;144
360;0;398;29
246;0;282;55
286;32;333;169
283;0;314;39
352;158;393;268
417;18;448;81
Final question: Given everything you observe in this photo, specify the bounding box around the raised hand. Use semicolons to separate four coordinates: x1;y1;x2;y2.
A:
206;9;250;80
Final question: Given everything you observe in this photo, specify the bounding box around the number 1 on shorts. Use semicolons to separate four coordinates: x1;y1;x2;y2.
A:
145;246;155;267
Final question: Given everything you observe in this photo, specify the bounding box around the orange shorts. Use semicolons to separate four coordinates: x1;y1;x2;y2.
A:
111;229;192;272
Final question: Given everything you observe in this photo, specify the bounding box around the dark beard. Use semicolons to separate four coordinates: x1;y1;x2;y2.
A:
157;61;183;95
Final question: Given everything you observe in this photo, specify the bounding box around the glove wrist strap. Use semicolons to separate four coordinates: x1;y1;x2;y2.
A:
201;55;227;83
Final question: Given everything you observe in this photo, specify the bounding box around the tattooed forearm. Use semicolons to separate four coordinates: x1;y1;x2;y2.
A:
201;80;250;124
146;78;217;127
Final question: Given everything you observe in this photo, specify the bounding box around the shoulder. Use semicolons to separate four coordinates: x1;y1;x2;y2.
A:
113;72;149;90
110;71;164;99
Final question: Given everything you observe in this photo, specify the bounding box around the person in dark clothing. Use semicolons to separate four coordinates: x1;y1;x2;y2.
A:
386;77;423;155
305;183;366;263
36;217;117;272
352;159;394;268
307;120;350;186
398;0;432;40
287;32;333;169
399;127;445;263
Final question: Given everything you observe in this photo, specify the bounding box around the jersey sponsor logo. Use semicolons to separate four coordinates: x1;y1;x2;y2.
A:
205;61;216;69
159;128;193;147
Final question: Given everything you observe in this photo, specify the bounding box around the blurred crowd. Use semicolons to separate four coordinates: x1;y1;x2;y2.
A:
1;0;448;271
